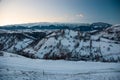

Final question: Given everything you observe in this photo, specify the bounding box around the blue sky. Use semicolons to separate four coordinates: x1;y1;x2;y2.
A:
0;0;120;25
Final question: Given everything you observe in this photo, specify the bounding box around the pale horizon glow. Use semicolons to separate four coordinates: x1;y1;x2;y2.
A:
0;0;120;26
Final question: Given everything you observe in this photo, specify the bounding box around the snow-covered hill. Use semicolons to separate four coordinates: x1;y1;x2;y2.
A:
0;23;120;62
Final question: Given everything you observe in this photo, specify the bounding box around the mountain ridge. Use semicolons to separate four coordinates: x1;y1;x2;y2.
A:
0;23;120;62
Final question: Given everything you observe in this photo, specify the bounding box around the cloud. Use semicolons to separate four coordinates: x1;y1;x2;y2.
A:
76;14;84;18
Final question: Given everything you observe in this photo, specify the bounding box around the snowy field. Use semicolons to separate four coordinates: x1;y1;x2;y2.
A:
0;53;120;80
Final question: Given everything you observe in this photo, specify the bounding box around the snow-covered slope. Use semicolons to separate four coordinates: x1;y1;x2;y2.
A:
0;53;120;80
0;24;120;62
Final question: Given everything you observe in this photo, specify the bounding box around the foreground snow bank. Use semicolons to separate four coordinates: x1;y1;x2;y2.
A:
0;54;120;80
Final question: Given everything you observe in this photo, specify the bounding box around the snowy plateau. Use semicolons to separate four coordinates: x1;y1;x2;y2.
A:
0;22;120;80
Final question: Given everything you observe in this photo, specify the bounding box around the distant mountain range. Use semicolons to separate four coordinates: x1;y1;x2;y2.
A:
0;22;112;31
